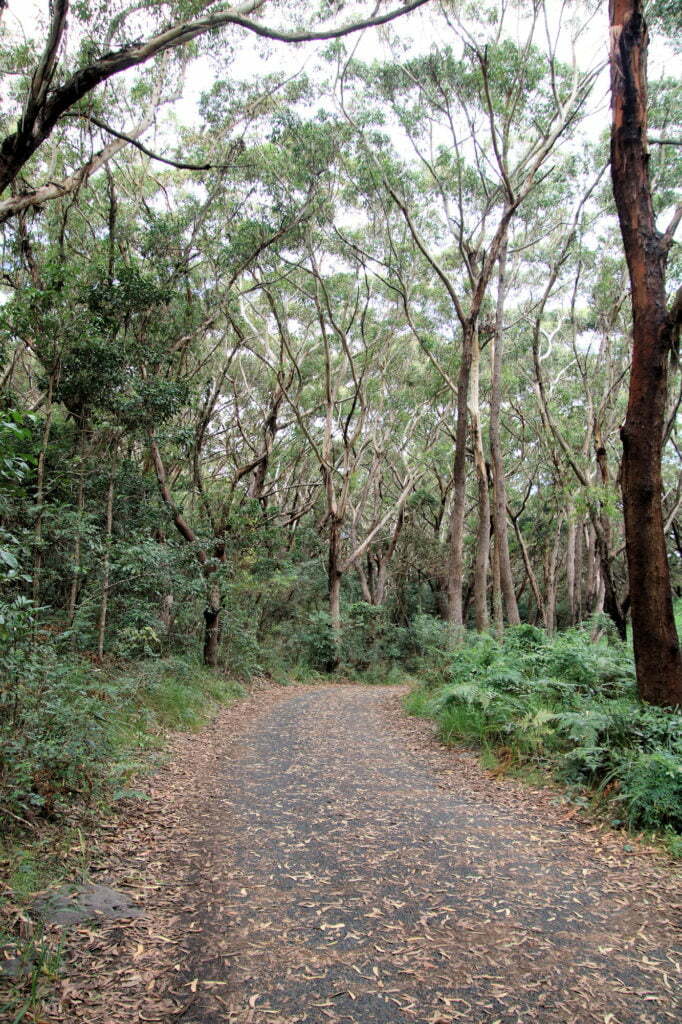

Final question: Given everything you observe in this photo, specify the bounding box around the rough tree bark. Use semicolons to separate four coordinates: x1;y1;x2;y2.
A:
609;0;682;705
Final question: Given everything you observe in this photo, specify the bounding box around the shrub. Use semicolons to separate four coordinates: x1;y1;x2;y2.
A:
298;611;337;671
404;625;682;839
612;751;682;831
0;599;243;825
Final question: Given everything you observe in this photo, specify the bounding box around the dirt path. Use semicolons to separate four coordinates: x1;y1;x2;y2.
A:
56;685;681;1024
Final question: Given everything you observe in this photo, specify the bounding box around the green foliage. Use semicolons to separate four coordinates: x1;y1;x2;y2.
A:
406;625;682;839
297;611;337;671
611;752;682;832
341;602;405;670
0;598;243;826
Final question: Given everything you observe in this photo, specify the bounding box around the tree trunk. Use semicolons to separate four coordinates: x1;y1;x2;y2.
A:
32;374;54;611
491;529;504;639
489;244;520;626
328;518;342;671
447;323;474;634
585;523;598;614
512;515;545;624
543;517;563;635
203;581;221;668
96;468;115;660
328;572;342;672
469;335;490;632
67;416;87;624
609;0;682;704
373;559;388;606
574;515;584;622
566;512;577;626
357;557;373;604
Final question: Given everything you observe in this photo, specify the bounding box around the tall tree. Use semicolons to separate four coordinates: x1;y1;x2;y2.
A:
609;0;682;706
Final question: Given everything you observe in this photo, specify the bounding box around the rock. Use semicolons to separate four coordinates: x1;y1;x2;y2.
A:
0;955;32;979
34;883;143;926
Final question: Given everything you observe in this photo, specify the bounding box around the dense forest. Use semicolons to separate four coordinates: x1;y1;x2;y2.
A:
0;1;681;1019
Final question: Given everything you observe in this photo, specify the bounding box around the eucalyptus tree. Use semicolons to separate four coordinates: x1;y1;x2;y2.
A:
0;0;430;222
608;0;682;705
240;224;432;665
341;0;602;634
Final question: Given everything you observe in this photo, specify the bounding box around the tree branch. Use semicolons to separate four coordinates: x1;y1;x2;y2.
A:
0;0;431;200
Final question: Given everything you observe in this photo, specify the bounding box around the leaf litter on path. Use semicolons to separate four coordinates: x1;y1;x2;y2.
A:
45;684;681;1024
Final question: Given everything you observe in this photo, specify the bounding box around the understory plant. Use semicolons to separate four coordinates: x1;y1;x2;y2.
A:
405;625;682;840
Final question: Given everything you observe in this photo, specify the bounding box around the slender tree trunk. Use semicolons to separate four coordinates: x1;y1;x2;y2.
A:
96;469;115;660
574;515;584;622
609;0;682;705
511;514;544;626
357;557;373;604
492;529;504;638
328;518;342;671
489;244;520;625
374;560;388;606
469;336;490;631
543;517;563;635
447;323;474;634
32;374;54;610
592;430;627;639
67;415;87;624
585;523;598;614
203;580;221;668
566;513;577;626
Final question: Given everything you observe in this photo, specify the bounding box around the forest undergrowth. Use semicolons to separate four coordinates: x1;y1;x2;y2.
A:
0;634;244;1019
2;606;682;1020
405;614;682;857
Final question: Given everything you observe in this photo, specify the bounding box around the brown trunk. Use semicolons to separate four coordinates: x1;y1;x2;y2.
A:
566;514;577;626
543;516;563;635
609;0;682;704
489;244;520;626
574;516;584;622
203;584;221;668
491;530;504;639
585;523;598;614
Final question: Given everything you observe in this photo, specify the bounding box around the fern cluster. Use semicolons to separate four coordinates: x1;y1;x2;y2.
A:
406;626;682;837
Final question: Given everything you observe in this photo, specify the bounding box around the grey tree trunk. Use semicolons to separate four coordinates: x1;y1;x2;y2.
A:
489;245;520;626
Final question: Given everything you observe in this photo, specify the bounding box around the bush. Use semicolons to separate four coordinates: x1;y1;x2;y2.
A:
613;751;682;831
0;599;243;825
404;625;682;839
297;611;337;671
342;602;405;670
